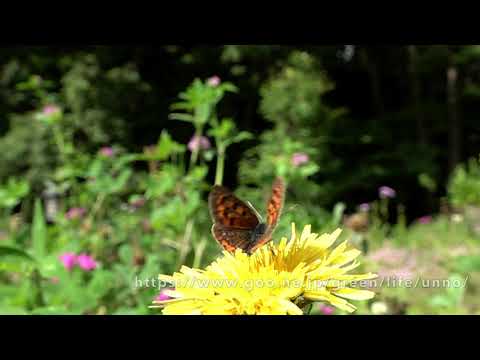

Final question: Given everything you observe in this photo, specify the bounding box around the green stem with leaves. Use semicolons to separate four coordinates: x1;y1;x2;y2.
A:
188;128;202;171
52;124;68;164
89;193;106;224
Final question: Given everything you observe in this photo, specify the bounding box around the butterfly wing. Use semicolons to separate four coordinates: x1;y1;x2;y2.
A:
211;224;255;253
208;185;260;229
247;177;286;253
266;177;285;228
209;185;261;252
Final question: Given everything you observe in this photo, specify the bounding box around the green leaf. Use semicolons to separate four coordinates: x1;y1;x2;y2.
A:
452;255;480;273
202;149;215;161
32;199;47;260
429;295;452;308
87;270;116;298
231;131;253;144
0;178;30;209
219;83;238;93
0;246;36;262
110;169;132;193
331;202;346;227
154;131;186;160
168;112;195;122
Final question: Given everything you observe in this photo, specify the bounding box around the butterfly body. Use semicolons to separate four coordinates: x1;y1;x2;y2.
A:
208;178;285;254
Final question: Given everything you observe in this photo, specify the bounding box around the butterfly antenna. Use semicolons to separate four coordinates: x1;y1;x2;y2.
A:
246;200;264;222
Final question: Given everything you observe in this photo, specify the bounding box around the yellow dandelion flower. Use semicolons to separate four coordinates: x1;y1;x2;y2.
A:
151;223;377;315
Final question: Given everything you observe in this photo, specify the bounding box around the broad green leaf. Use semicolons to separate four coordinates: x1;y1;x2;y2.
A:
32;199;47;260
0;246;36;262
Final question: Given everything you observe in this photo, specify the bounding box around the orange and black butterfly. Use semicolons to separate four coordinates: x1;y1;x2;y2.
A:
208;177;285;254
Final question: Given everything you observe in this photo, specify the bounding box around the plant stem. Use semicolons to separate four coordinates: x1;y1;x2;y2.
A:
52;124;67;164
192;237;207;269
31;269;45;308
214;147;225;186
380;198;388;222
89;193;106;224
176;220;194;269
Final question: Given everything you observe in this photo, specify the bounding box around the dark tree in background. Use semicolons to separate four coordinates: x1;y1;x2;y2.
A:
1;45;480;222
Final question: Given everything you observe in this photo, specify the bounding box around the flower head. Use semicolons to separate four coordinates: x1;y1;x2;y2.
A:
187;135;211;152
371;301;388;315
379;186;396;199
359;203;370;212
155;289;173;302
151;224;377;315
207;76;221;87
43;104;60;115
59;252;77;271
129;196;146;209
99;146;114;157
77;253;97;271
417;215;432;224
451;214;464;223
318;304;335;315
65;207;86;220
291;152;309;167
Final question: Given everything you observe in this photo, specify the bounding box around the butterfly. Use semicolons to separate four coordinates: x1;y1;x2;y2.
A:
208;177;285;255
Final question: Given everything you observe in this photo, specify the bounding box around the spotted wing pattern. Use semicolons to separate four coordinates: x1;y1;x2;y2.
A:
208;178;286;254
208;185;260;229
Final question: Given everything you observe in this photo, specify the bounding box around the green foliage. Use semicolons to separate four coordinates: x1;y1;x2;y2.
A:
239;50;343;208
170;78;237;128
0;53;151;193
418;172;437;193
0;75;243;314
428;274;466;313
448;156;480;207
0;178;29;209
259;51;334;128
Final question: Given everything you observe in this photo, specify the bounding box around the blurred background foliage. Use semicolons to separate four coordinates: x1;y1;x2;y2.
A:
1;45;480;314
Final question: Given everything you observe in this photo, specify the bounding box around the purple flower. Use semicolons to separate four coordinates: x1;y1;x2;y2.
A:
291;152;309;167
42;104;60;115
154;289;173;302
65;207;86;220
418;215;432;224
131;197;146;208
59;252;77;271
50;277;60;284
318;304;335;315
359;203;370;212
99;146;114;157
379;186;396;199
207;76;221;87
77;253;97;271
187;135;211;152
